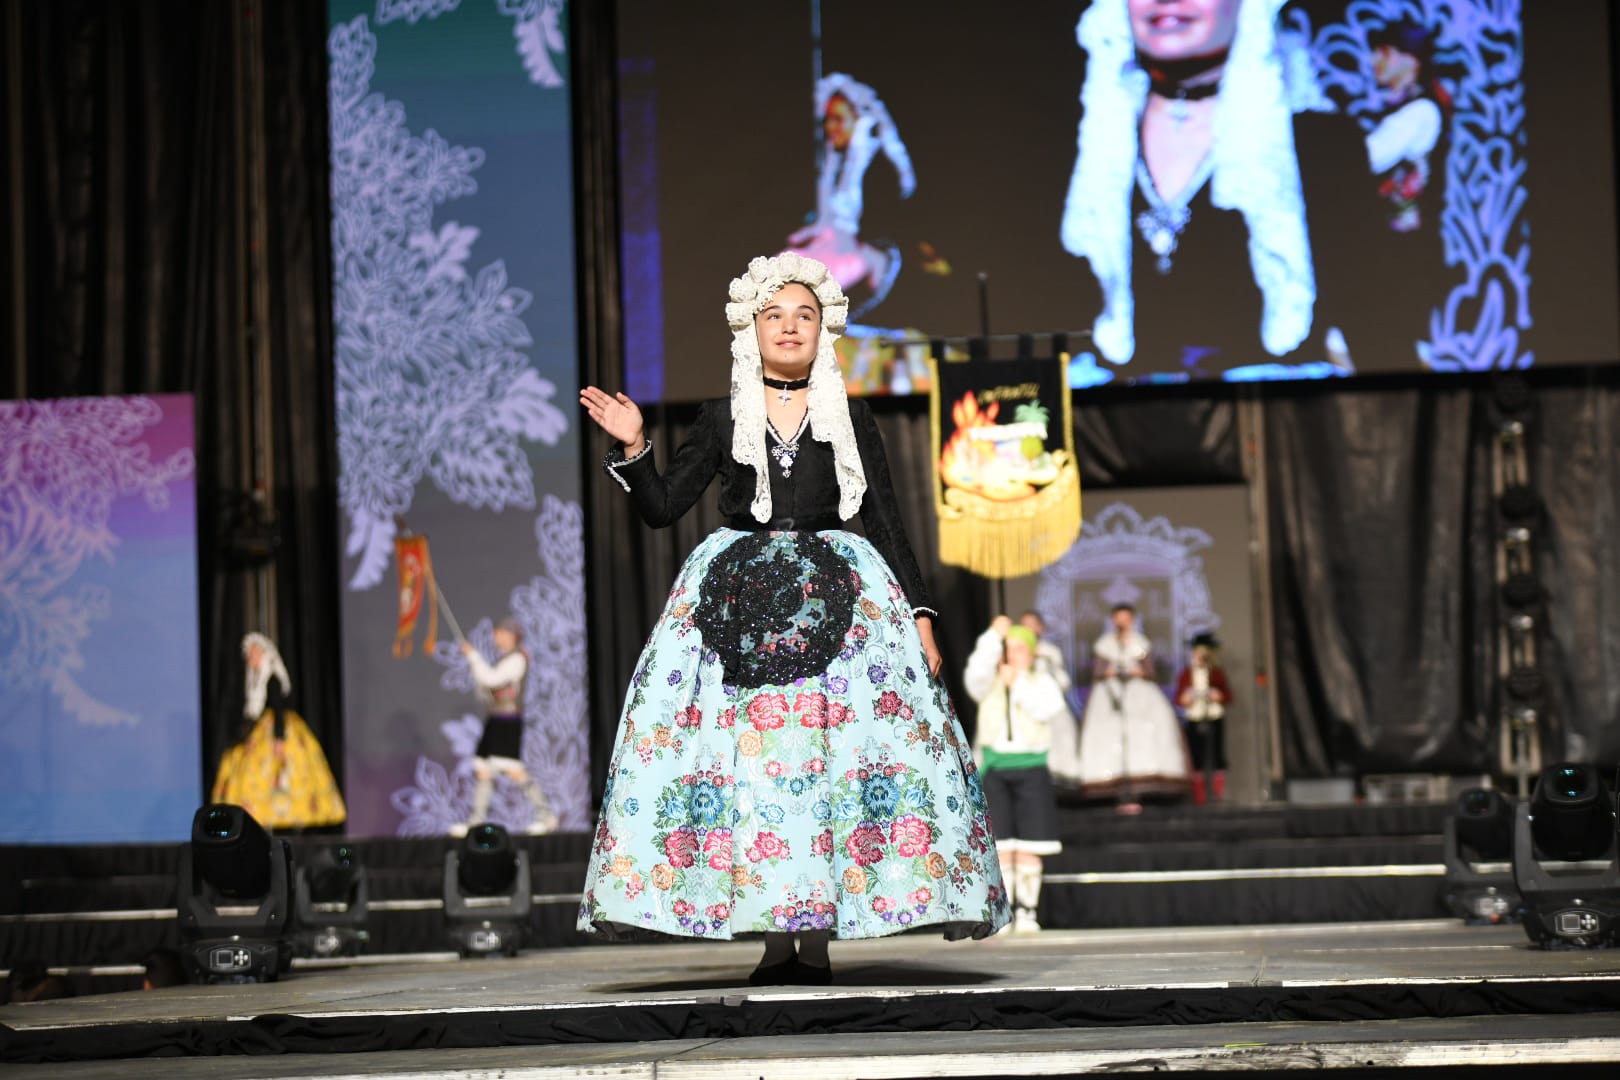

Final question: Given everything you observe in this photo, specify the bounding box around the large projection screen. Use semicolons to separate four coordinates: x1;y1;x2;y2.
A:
618;0;1620;399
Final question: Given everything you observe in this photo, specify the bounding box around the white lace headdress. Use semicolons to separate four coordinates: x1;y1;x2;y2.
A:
814;73;917;234
1060;0;1316;364
724;252;865;522
242;631;291;721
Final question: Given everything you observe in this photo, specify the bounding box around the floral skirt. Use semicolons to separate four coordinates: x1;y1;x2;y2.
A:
578;528;1008;941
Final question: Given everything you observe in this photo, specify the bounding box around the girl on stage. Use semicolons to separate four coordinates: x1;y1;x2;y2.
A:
578;252;1007;984
212;633;346;829
453;618;559;837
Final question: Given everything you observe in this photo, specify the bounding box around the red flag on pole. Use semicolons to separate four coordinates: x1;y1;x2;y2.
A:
393;532;439;657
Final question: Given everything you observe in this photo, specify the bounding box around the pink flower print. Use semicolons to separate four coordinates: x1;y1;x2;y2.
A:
746;693;788;730
846;822;886;867
890;814;933;858
794;691;828;728
663;827;699;868
746;831;788;862
704;828;734;871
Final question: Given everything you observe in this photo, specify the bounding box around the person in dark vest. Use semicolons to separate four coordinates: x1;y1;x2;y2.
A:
1175;632;1232;804
453;618;558;837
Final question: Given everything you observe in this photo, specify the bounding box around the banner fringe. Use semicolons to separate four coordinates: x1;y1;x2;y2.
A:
938;464;1082;579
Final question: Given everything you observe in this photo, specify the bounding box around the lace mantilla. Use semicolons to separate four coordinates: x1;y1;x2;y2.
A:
725;253;866;523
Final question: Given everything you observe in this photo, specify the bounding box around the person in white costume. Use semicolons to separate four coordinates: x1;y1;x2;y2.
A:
1076;603;1191;803
966;618;1068;932
785;73;915;320
1021;610;1083;788
452;618;559;837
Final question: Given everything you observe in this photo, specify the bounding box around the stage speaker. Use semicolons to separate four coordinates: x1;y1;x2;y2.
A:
177;804;294;982
1513;764;1620;948
444;823;531;957
1442;788;1520;924
294;843;370;959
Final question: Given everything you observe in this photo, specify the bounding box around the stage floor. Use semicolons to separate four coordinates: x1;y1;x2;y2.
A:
4;920;1620;1076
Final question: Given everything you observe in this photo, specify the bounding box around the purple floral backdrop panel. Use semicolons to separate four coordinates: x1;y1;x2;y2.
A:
0;394;201;842
329;1;588;837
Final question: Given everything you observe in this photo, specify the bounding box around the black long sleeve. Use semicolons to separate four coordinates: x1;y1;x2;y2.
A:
602;396;935;616
266;678;288;741
851;400;935;616
603;400;724;527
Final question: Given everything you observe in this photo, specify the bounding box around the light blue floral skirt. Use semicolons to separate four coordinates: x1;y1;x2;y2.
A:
578;528;1008;941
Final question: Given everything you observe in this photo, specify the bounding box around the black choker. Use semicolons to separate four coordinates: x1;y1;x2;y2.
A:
1149;77;1220;103
761;376;810;391
1144;52;1226;104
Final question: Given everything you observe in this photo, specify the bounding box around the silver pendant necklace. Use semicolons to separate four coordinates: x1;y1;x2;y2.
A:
1134;153;1214;275
768;412;810;477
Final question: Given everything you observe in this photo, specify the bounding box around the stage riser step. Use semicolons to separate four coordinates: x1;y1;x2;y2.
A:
2;874;1453;970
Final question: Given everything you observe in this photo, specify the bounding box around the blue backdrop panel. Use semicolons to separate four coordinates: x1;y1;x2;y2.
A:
329;0;588;836
0;394;201;843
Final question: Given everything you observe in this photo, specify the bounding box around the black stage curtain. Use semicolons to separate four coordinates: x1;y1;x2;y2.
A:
1509;381;1620;768
1;1;342;794
1266;376;1620;778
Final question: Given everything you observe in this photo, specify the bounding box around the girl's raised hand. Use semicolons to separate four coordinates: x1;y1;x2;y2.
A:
579;386;646;452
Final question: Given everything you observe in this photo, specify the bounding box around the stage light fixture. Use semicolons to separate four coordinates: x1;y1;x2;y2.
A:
444;823;531;957
1513;764;1620;948
1529;764;1615;862
177;804;294;982
1500;528;1539;609
1500;572;1541;609
294;843;370;959
1442;788;1520;924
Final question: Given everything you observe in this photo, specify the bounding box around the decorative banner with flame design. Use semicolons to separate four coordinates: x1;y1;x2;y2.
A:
928;355;1081;579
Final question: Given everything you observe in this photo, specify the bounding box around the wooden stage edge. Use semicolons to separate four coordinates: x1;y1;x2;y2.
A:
4;919;1620;1077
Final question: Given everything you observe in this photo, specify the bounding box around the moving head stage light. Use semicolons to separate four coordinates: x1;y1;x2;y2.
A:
294;843;370;958
1443;787;1521;924
177;804;294;982
1513;763;1620;948
444;823;531;957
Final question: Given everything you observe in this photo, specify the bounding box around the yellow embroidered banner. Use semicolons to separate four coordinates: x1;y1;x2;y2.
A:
929;354;1081;579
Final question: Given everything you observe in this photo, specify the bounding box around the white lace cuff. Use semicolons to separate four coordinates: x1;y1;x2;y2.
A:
603;441;652;493
913;606;939;620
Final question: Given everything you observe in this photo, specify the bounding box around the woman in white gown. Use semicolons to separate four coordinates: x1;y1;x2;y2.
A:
1076;604;1191;801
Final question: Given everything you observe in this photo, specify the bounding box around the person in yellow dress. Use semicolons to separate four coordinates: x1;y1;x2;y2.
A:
211;632;346;829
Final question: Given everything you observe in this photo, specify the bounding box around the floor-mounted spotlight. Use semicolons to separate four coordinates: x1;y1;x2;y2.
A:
1443;788;1521;924
294;843;370;959
177;804;294;982
1513;764;1620;948
444;823;530;957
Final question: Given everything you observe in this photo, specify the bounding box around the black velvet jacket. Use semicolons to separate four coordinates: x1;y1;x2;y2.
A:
604;397;935;616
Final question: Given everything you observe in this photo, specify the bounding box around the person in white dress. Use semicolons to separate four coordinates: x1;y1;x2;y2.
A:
1076;604;1191;804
